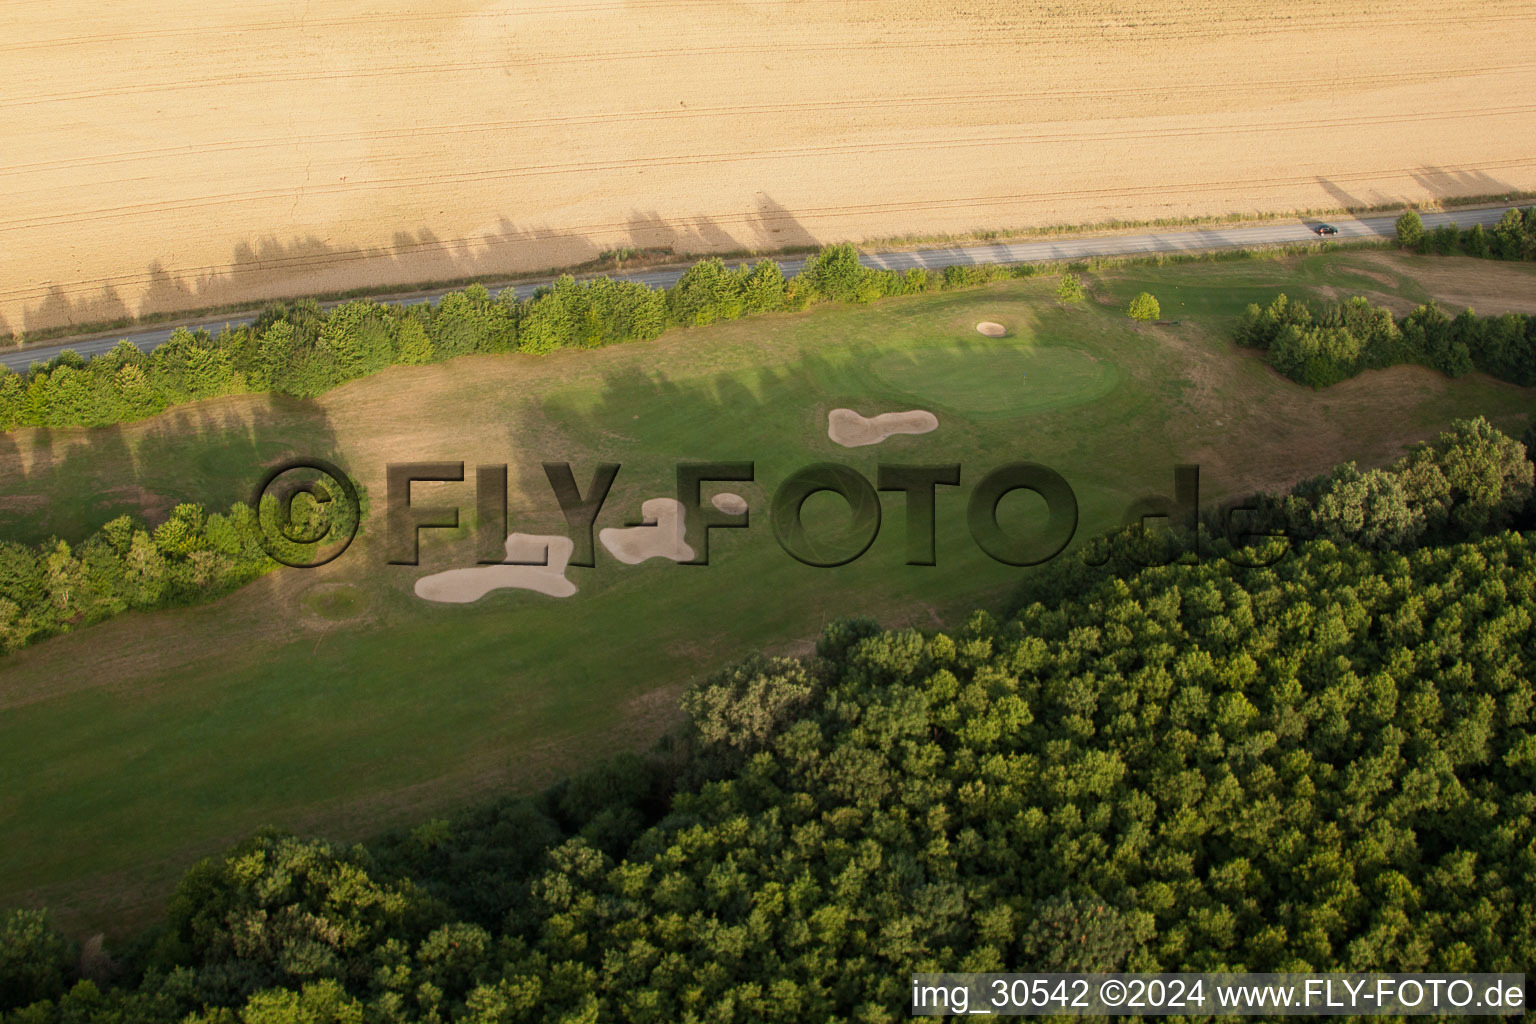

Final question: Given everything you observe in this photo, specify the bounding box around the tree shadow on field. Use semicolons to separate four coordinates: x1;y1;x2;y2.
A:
15;195;823;338
512;360;797;558
1315;166;1521;216
1314;175;1372;213
623;194;820;256
502;363;778;539
0;398;341;548
1408;165;1525;204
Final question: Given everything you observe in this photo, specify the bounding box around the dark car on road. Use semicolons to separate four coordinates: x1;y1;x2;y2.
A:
1314;223;1339;235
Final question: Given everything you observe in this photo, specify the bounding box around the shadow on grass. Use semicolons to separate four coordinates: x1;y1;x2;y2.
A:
0;397;342;547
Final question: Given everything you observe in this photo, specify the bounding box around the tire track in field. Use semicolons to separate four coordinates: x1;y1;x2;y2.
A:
6;62;1533;179
4;2;1530;54
4;13;1531;109
0;0;797;53
4;106;1534;234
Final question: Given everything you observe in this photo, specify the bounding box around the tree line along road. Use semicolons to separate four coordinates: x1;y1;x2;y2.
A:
0;206;1512;373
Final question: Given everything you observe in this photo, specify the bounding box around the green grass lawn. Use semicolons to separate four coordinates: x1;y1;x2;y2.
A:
0;250;1531;936
0;396;338;546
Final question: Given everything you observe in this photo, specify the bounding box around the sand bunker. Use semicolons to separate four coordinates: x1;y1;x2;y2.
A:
600;498;696;565
414;533;577;603
976;321;1008;337
827;408;938;447
711;492;748;515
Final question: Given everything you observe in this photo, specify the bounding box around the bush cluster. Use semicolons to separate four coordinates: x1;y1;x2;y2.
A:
1395;206;1536;260
1235;292;1536;388
1054;272;1086;305
0;247;1037;433
0;488;357;655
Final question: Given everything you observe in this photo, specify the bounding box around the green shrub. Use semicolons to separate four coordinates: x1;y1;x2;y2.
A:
1241;417;1533;547
0;495;303;655
740;259;788;314
395;317;434;365
668;257;741;326
0;368;21;430
1428;223;1461;255
1127;292;1160;321
1055;272;1086;304
317;300;395;380
800;243;869;302
517;276;665;353
1462;222;1491;258
1395;209;1425;249
1269;324;1361;387
433;287;515;358
0;910;74;1011
895;267;931;295
1492;208;1526;259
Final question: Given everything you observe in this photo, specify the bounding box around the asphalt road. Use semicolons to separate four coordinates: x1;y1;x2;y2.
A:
1;206;1510;373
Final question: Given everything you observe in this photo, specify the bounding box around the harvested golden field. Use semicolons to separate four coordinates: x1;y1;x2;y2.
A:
3;0;1535;335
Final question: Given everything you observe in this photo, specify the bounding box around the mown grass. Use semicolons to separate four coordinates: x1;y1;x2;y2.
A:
0;250;1531;937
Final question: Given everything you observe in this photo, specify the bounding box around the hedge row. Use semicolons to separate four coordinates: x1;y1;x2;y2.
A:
1395;206;1536;260
0;247;1036;432
1234;292;1536;388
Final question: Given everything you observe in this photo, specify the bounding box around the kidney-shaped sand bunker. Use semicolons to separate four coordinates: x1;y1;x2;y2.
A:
827;408;938;447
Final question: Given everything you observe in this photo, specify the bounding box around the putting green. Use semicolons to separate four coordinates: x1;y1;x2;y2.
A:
868;343;1121;417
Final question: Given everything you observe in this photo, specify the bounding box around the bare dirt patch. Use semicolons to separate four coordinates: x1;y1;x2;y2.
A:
103;485;174;522
1365;253;1536;315
976;321;1008;337
1340;267;1398;288
1314;286;1419;316
0;494;47;513
298;582;371;626
5;1;1535;334
828;407;938;447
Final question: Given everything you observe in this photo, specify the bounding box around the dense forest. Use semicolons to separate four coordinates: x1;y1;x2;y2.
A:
2;420;1534;1022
